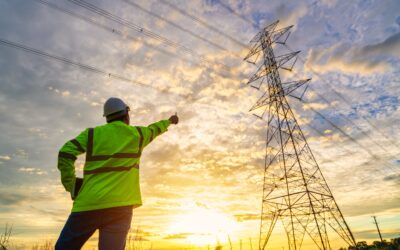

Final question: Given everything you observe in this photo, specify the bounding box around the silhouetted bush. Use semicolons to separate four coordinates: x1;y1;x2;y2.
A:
345;238;400;250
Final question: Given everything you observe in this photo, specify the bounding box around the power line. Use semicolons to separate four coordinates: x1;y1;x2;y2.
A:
305;123;353;163
304;103;379;160
287;62;399;159
35;0;252;81
32;0;226;75
303;123;400;192
309;87;398;156
248;78;399;181
281;50;400;170
66;0;230;70
284;43;400;151
0;39;242;116
0;38;166;93
31;0;246;90
314;72;400;149
157;0;248;48
66;0;189;52
299;100;400;175
216;0;259;29
122;0;240;55
281;103;400;187
7;0;253;114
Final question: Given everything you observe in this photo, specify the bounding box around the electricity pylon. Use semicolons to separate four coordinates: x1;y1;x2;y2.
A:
244;20;357;250
372;216;383;242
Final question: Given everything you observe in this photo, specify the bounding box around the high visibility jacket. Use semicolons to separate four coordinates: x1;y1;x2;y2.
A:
57;120;170;212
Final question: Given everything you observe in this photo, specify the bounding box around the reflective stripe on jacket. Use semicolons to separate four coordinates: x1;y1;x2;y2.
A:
57;119;170;212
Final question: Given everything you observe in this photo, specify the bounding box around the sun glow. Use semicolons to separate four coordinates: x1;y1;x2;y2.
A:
166;206;238;246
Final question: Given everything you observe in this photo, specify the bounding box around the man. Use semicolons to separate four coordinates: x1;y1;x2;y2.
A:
55;97;179;249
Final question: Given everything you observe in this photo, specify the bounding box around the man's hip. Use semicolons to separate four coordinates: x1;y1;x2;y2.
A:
55;205;133;250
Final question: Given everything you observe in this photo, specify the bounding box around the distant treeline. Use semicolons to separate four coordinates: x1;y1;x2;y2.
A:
340;238;400;250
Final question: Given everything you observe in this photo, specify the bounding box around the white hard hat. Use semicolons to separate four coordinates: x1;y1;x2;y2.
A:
103;97;129;121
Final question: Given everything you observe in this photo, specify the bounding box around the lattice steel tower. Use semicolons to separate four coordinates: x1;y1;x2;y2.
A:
244;21;357;250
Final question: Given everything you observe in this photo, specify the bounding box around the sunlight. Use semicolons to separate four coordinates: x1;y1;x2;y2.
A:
166;206;238;246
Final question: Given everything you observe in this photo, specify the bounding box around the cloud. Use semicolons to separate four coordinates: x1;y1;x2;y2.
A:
360;32;400;57
353;227;400;240
234;213;259;222
127;233;150;242
163;233;192;240
276;3;309;29
303;102;329;110
320;0;338;8
0;192;27;206
0;188;53;205
18;167;48;175
306;32;400;75
0;155;11;161
338;185;400;217
383;173;400;183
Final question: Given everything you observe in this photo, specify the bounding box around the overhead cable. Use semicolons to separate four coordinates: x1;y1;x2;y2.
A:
216;0;259;29
286;58;398;157
32;0;223;73
305;123;398;192
122;0;240;55
67;0;230;70
284;43;400;151
300;100;400;174
310;87;397;155
157;0;248;48
0;38;160;91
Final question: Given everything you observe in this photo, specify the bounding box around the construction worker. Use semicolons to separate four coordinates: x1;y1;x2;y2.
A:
55;97;179;250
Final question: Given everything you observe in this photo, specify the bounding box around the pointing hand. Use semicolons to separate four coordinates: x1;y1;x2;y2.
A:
168;113;179;125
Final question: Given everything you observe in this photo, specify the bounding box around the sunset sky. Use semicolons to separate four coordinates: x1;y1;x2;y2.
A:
0;0;399;249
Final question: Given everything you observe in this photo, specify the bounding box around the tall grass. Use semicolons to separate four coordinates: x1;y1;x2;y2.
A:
30;240;53;250
0;224;12;250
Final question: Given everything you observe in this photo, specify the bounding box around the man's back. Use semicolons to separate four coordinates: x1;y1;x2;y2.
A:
58;119;171;212
74;121;142;212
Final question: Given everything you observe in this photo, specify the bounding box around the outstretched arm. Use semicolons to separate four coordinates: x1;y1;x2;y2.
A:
57;129;88;194
137;113;179;149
